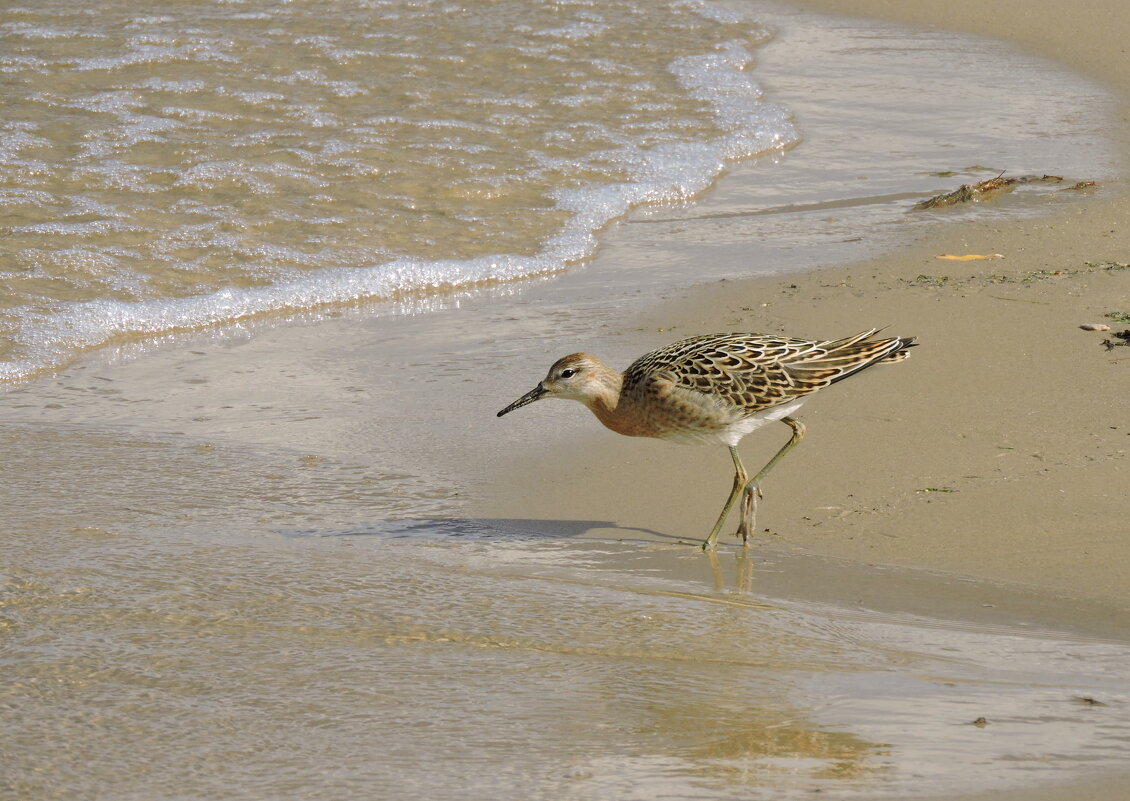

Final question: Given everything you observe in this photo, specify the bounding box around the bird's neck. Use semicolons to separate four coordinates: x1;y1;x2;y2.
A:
581;365;623;414
583;368;652;437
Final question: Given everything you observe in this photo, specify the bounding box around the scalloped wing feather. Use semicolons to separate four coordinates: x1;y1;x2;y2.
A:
623;331;913;418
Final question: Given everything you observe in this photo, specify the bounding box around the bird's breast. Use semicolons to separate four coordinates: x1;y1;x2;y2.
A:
590;382;736;441
589;399;663;438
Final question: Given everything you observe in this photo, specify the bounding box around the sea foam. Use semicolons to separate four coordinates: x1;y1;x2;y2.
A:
1;8;796;382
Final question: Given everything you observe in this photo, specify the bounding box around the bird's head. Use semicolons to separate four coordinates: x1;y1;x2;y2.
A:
496;353;609;416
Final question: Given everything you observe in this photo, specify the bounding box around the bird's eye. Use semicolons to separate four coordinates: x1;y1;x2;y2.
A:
560;368;577;379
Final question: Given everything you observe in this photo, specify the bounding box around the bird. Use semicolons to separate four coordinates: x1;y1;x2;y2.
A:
496;329;916;550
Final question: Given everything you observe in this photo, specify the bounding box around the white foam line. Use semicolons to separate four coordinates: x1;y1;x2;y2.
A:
4;20;797;382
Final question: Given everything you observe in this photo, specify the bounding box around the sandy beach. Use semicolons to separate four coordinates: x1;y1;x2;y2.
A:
4;1;1129;799
486;239;1130;602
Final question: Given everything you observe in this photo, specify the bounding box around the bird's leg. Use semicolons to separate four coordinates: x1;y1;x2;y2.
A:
701;445;748;551
736;417;807;541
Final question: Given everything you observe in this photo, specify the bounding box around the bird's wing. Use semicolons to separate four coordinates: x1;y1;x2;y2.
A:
624;331;911;415
782;330;915;386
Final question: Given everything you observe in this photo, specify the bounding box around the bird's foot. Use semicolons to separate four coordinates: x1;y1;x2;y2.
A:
735;483;760;544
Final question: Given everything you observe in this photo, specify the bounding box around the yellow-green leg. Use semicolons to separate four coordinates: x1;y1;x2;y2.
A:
701;417;807;550
701;445;748;551
737;417;806;543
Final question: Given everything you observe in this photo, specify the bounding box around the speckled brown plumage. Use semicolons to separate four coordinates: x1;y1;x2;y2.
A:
497;329;916;549
615;330;914;442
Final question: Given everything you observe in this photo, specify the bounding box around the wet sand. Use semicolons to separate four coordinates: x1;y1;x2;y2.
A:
4;1;1130;799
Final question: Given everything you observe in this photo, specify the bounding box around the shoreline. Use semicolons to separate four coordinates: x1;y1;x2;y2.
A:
4;3;1129;799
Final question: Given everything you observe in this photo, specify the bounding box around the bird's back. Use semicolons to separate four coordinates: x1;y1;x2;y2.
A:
617;331;914;442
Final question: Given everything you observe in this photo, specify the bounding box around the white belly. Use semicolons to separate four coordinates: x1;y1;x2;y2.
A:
664;400;805;447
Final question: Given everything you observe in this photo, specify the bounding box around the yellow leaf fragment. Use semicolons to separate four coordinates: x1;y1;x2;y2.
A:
935;253;1004;261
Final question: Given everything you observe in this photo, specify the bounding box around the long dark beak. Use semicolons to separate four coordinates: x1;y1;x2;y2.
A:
497;383;547;417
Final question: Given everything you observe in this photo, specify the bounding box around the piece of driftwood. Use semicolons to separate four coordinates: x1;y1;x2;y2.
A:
913;173;1085;210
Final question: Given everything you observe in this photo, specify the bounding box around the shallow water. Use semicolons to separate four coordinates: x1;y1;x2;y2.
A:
6;506;1130;800
5;368;1130;799
0;0;793;380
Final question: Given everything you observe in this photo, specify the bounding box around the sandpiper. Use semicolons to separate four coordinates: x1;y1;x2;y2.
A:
497;330;916;549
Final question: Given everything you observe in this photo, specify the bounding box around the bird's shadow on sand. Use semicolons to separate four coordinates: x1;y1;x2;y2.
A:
277;517;683;543
277;518;759;594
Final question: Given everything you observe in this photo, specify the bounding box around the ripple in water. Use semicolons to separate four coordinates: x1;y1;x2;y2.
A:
0;0;796;380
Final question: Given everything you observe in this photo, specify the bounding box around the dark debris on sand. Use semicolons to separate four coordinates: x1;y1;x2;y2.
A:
913;173;1095;210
